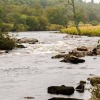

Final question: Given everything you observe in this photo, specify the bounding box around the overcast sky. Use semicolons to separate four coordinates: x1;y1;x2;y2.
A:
85;0;100;3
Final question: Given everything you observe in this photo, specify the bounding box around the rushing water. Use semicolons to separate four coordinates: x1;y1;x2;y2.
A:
0;31;100;100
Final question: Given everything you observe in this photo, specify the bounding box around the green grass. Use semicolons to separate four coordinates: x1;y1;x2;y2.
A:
60;25;100;36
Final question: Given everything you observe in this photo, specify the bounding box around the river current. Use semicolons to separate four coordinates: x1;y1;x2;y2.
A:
0;31;100;100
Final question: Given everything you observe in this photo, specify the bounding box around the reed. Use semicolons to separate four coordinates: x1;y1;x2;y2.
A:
60;25;100;36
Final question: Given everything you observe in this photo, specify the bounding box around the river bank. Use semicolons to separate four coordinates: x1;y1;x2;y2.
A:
60;25;100;36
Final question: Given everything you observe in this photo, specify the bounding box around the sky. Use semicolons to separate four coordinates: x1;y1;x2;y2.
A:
85;0;100;3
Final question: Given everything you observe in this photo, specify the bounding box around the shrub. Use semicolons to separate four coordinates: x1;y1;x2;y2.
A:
48;24;64;31
91;20;98;26
13;24;29;32
0;32;16;50
0;23;13;32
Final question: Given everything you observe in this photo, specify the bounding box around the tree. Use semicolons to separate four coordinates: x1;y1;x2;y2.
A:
60;0;81;34
26;16;39;31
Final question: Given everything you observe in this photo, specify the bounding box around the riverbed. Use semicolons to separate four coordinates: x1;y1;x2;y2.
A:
0;31;100;100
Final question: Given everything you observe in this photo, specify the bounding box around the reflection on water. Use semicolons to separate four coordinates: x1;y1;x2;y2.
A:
0;31;100;100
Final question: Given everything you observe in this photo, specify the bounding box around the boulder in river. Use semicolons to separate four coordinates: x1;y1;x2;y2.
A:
87;45;100;56
61;55;85;64
76;81;86;93
17;37;38;44
48;98;83;100
48;85;74;95
69;50;86;57
16;44;26;48
77;46;88;51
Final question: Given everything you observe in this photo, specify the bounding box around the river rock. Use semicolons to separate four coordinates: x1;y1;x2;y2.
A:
16;44;26;48
48;98;83;100
69;50;86;57
76;81;86;93
77;46;88;51
96;45;100;55
17;37;38;44
87;77;100;86
0;50;5;54
24;97;35;99
5;50;9;53
48;85;74;95
61;55;85;64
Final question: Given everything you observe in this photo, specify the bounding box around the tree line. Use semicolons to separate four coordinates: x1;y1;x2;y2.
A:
0;0;100;32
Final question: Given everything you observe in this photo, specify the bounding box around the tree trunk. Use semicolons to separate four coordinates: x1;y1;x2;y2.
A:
71;0;81;34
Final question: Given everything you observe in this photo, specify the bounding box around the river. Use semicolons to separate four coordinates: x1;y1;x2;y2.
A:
0;31;100;100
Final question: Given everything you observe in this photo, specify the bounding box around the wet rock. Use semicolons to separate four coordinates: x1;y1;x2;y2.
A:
87;51;95;56
96;47;100;55
87;46;100;56
64;35;74;38
77;46;88;51
48;98;83;100
87;77;100;86
16;44;26;48
48;85;74;95
69;50;86;57
17;37;38;44
24;97;35;99
97;44;100;49
52;54;68;59
76;81;86;93
5;50;9;53
61;55;85;64
0;50;5;54
80;81;86;84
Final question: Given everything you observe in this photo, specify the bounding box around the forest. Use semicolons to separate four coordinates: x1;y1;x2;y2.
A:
0;0;100;32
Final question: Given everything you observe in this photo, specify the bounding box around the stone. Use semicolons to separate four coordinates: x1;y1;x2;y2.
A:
16;44;26;48
48;85;74;95
5;50;9;53
17;37;38;44
69;50;86;57
77;46;88;51
24;97;34;99
48;98;83;100
76;81;86;93
76;84;85;93
61;55;85;64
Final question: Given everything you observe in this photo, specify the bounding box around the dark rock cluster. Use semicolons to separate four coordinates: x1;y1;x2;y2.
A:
48;81;86;100
52;45;100;64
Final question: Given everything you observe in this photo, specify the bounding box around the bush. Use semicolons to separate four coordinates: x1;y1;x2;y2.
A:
0;23;13;32
0;32;16;50
48;24;64;31
13;24;29;32
91;20;98;26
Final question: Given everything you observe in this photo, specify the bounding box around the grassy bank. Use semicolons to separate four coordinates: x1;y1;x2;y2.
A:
60;25;100;36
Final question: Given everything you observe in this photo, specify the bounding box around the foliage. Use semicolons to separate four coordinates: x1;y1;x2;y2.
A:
48;24;64;31
0;0;99;31
0;32;16;50
91;20;98;26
